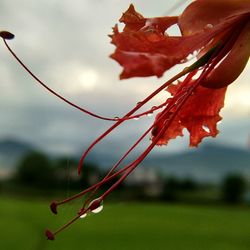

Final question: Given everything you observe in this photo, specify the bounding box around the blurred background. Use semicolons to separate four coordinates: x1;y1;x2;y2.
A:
0;0;250;249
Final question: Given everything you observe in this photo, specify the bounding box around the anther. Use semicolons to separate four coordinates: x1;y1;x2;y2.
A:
45;229;55;241
0;31;15;40
50;201;58;214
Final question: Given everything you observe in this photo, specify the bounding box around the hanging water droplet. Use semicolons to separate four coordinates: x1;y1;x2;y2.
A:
147;112;153;117
80;213;87;219
205;23;213;29
202;125;210;133
193;50;198;57
133;117;139;120
88;198;103;214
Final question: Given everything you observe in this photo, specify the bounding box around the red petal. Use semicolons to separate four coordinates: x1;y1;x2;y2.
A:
179;0;250;36
153;80;227;147
110;5;242;79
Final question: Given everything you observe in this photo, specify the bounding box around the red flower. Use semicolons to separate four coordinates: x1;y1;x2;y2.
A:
1;0;249;240
111;2;250;146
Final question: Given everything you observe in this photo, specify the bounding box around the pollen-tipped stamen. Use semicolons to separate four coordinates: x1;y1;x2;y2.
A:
50;201;58;214
0;31;15;40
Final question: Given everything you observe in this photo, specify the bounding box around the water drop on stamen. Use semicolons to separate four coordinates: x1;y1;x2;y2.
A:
133;117;139;121
80;213;87;219
137;101;142;106
114;116;120;120
147;112;153;117
88;198;103;214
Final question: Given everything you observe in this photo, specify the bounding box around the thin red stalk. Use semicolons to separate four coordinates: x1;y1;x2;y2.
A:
53;214;80;236
56;161;139;205
3;40;117;121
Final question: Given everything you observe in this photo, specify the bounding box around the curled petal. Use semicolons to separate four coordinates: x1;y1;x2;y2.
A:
110;4;244;79
179;0;250;36
202;21;250;88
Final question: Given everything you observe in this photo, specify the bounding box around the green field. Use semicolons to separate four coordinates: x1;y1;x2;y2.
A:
0;197;250;250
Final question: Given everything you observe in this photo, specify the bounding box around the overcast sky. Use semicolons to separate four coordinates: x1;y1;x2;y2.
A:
0;0;249;159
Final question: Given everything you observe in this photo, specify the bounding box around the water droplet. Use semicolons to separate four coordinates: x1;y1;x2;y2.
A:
193;50;198;56
114;116;120;120
88;198;103;214
202;125;210;133
205;23;213;29
137;101;142;106
147;112;153;117
133;117;139;120
80;213;87;219
217;121;222;125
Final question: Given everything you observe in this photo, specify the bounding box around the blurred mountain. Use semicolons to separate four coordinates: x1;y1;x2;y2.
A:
0;137;249;182
144;144;250;183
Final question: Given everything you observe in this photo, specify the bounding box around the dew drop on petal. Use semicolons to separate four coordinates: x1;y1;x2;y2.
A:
202;125;210;133
205;24;213;29
193;50;198;57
